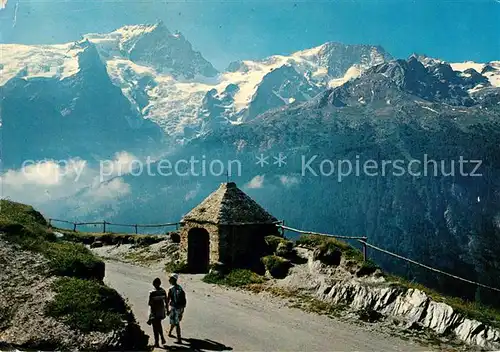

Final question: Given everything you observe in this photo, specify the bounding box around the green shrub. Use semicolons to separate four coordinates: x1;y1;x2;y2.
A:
164;261;189;274
261;255;291;279
44;242;105;280
296;235;364;263
203;269;265;287
276;240;294;258
264;235;287;252
46;277;132;333
169;232;181;244
202;271;225;284
225;269;265;286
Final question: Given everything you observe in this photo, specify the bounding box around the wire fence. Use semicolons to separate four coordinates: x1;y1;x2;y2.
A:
48;218;180;234
278;224;500;293
47;217;500;293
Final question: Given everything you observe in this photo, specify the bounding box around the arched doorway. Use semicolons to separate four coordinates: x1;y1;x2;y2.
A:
187;228;210;273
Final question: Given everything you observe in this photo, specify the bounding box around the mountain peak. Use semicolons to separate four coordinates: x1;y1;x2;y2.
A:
312;42;392;77
86;23;218;79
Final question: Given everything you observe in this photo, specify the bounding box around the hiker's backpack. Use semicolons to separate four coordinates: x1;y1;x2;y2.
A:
172;285;187;308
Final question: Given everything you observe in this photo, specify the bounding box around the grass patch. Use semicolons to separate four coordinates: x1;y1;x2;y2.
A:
0;200;54;250
203;269;265;287
302;296;347;317
261;255;291;278
57;228;165;247
387;275;500;329
0;200;47;228
0;221;52;251
296;234;364;263
124;251;164;264
247;284;346;318
44;242;105;280
46;277;132;333
265;235;287;251
164;261;189;274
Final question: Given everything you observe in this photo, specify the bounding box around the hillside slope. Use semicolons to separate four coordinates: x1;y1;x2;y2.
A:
0;200;148;350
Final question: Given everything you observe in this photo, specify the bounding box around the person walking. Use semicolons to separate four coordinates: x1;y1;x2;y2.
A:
166;273;187;344
147;277;167;347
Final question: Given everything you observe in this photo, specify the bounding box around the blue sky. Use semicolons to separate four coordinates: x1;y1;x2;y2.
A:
1;0;499;70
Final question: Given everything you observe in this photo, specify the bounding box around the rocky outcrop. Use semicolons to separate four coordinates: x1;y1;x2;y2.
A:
280;248;500;350
318;281;500;349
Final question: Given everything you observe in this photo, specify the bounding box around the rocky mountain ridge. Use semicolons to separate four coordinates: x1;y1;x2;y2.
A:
1;23;393;141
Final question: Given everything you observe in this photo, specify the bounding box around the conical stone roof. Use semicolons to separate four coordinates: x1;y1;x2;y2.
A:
182;182;277;225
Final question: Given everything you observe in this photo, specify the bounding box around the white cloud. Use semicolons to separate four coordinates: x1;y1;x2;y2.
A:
86;178;130;200
99;151;139;180
246;175;265;189
1;159;89;201
0;153;136;217
278;175;300;187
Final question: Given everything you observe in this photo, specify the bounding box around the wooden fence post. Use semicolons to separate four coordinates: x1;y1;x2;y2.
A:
73;222;77;232
362;236;368;262
134;224;138;234
103;221;106;233
48;219;52;228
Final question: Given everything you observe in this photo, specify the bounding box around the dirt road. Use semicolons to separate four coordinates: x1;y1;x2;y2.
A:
104;261;431;351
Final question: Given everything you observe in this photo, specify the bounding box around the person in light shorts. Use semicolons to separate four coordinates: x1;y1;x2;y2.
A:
166;273;187;344
169;306;184;326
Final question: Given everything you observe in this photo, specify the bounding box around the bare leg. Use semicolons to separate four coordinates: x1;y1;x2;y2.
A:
152;319;160;347
168;324;175;337
158;320;166;344
176;324;182;343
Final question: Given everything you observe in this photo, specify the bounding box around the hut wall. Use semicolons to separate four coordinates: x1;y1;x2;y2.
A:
180;221;221;264
221;224;279;269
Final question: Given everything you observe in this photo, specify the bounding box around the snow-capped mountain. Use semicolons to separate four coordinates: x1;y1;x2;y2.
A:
2;22;500;146
418;55;500;88
0;23;392;141
85;21;218;79
3;22;499;143
0;39;166;168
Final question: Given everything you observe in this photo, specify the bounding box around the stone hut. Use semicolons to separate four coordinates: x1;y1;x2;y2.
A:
179;182;279;273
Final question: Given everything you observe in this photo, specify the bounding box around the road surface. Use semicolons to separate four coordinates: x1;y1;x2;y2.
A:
104;261;431;352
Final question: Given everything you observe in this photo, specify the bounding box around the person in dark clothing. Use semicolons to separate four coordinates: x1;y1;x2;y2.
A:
166;273;187;344
148;277;167;347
